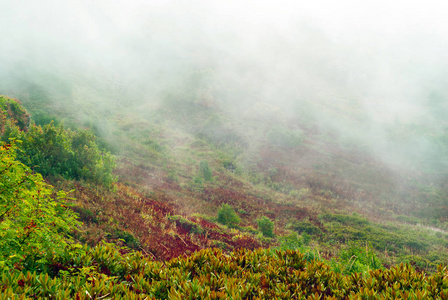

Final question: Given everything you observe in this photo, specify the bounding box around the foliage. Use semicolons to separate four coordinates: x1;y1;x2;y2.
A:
2;244;448;299
277;232;311;251
257;216;275;238
291;220;323;236
1;120;116;187
331;242;383;275
31;110;62;126
0;142;80;271
320;213;434;255
217;203;241;228
289;188;311;200
167;215;204;234
199;160;212;181
106;229;141;250
0;95;30;132
222;160;236;171
69;205;98;224
0;96;116;186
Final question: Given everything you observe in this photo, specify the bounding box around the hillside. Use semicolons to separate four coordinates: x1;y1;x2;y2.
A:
1;92;447;267
1;72;448;297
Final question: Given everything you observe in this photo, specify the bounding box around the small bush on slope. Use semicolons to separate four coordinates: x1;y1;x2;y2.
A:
217;203;241;228
199;160;213;181
331;242;383;275
257;215;275;237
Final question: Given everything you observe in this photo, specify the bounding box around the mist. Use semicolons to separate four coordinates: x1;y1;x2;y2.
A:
1;0;448;173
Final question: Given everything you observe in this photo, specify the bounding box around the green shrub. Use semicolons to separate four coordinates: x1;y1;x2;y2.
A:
257;216;275;237
199;160;212;181
277;232;311;250
331;242;383;275
188;176;205;192
223;160;236;171
320;212;369;226
289;188;310;200
107;229;141;250
217;204;241;228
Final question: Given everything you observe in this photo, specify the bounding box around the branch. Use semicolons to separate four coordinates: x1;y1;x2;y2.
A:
0;205;14;222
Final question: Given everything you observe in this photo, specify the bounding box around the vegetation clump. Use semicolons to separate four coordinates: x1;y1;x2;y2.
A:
257;216;275;237
321;212;432;254
199;160;213;181
331;242;383;275
0;97;116;187
291;220;323;236
167;215;204;234
217;203;241;228
0;95;30;132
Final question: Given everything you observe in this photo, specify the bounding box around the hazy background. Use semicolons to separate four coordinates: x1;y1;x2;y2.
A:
1;0;448;171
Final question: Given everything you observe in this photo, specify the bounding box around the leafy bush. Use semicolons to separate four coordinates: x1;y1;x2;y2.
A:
277;232;311;251
199;160;212;181
331;242;383;275
31;110;62;126
257;216;275;237
0;142;80;271
223;160;236;171
217;204;241;228
107;229;141;250
321;212;369;226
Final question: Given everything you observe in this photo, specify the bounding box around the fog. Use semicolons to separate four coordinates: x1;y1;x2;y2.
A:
1;0;448;172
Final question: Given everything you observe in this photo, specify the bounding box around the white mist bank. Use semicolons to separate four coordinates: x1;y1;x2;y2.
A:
1;0;448;171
